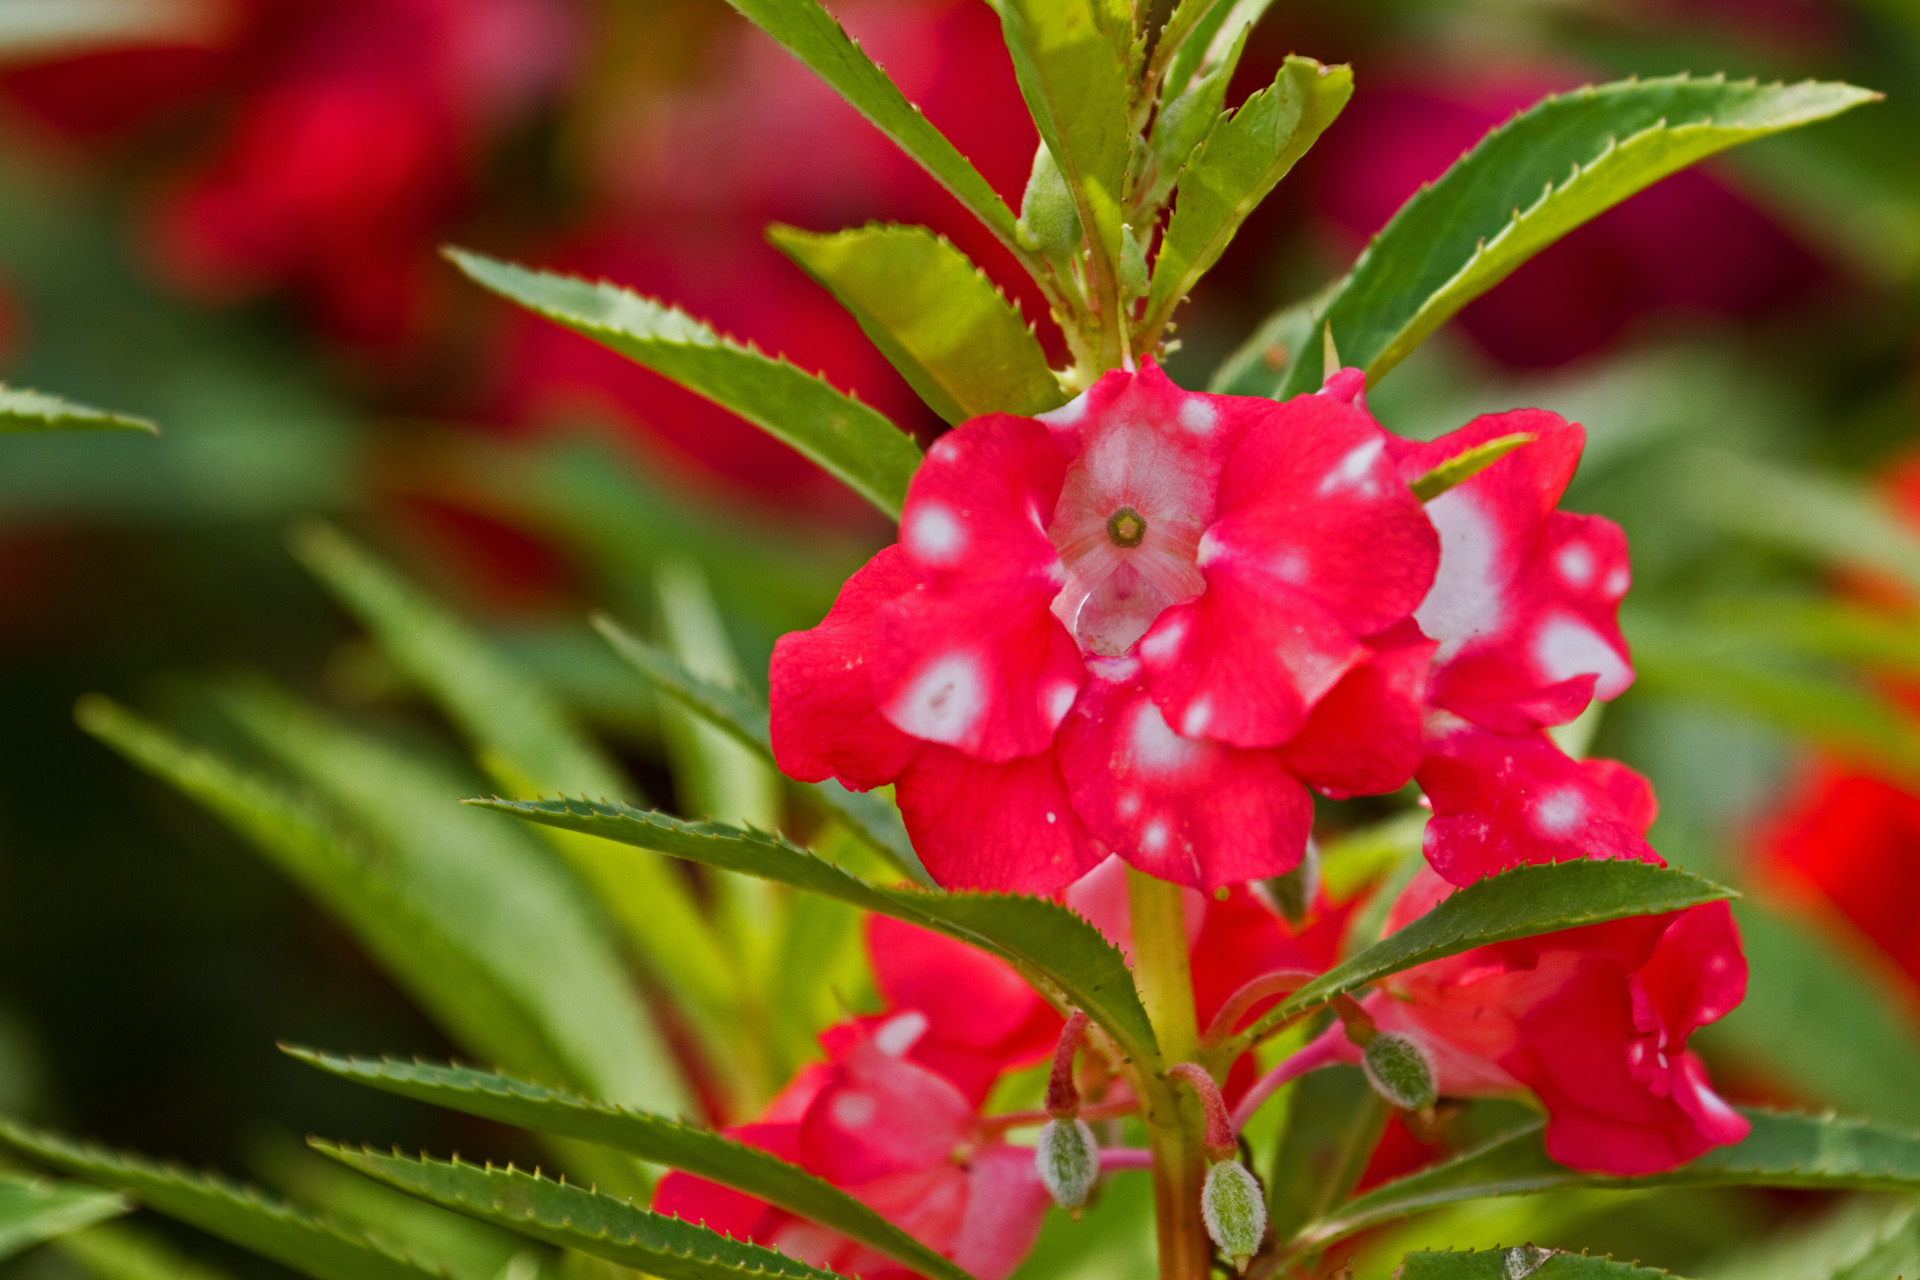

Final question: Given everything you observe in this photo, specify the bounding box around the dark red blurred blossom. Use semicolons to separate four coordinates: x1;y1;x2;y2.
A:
498;0;1047;507
1315;68;1826;368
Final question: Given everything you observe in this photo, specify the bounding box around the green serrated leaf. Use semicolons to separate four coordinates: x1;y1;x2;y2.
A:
1143;57;1350;333
712;0;1020;247
285;522;736;1052
1397;1247;1690;1279
209;679;683;1116
287;1052;973;1280
448;250;921;519
1225;861;1735;1054
468;796;1161;1070
312;1145;847;1280
1409;433;1536;502
0;1120;445;1280
1275;75;1878;396
0;384;155;434
1263;1065;1386;1249
769;223;1063;424
1144;25;1245;209
1298;1110;1920;1250
73;695;678;1137
992;0;1132;266
0;1173;126;1263
589;612;927;884
1161;0;1271;101
1692;1194;1920;1280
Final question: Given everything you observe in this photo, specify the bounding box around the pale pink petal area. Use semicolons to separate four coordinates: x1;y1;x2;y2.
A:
800;1027;976;1186
874;578;1084;761
1138;564;1364;749
894;744;1100;893
1044;363;1259;656
945;1145;1054;1280
770;546;923;789
1418;720;1661;885
1398;410;1633;733
1280;620;1436;797
865;915;1061;1106
1057;674;1313;890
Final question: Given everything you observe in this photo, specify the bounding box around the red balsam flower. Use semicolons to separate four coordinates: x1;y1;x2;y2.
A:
1318;865;1749;1175
771;363;1441;893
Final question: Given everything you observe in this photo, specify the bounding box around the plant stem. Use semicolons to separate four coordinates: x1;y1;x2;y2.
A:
1128;869;1212;1280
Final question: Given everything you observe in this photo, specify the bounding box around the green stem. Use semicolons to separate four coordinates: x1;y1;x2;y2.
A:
1128;868;1211;1280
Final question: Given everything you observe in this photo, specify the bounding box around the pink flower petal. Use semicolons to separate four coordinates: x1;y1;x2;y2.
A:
945;1144;1054;1280
770;546;923;789
1417;721;1660;885
1280;620;1436;797
1057;674;1313;890
800;1030;976;1186
894;744;1100;893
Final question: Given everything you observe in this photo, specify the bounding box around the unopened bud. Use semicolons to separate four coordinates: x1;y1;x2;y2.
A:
1200;1159;1266;1272
1361;1032;1437;1112
1035;1118;1099;1211
1016;144;1081;259
1118;224;1149;298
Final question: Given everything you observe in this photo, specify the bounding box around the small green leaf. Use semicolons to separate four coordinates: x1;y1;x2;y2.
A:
713;0;1021;247
468;796;1161;1070
589;612;927;884
1276;75;1879;396
1298;1109;1920;1249
312;1145;848;1280
1144;57;1351;332
0;1173;126;1263
1397;1248;1690;1279
1263;1065;1386;1248
448;250;921;519
769;223;1063;424
286;522;736;1045
1162;0;1271;101
992;0;1132;265
0;1120;445;1280
1226;861;1735;1054
1409;433;1535;502
0;384;154;434
1144;26;1245;208
286;1052;973;1280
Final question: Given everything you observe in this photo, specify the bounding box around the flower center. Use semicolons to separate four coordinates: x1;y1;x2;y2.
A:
1106;506;1146;548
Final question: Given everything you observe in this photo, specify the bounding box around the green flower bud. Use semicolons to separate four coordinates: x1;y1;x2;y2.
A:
1200;1159;1266;1272
1118;224;1149;299
1035;1118;1099;1211
1016;144;1081;259
1362;1031;1438;1112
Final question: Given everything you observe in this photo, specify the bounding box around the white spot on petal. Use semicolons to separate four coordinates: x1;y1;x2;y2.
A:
1318;437;1386;496
1180;696;1212;738
1038;390;1091;428
1178;399;1218;435
1604;565;1631;598
1556;542;1595;587
831;1091;877;1127
1044;680;1080;727
1531;786;1586;837
906;503;966;565
887;652;988;746
872;1010;929;1057
1117;792;1142;819
1141;819;1171;853
1417;490;1507;661
1129;700;1202;775
1534;615;1632;698
1046;811;1057;824
1138;617;1188;664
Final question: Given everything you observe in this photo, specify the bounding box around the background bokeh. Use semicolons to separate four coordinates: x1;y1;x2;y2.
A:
4;0;1920;1276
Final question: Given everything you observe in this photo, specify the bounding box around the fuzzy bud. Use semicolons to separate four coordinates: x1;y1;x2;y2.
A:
1035;1118;1099;1211
1200;1159;1266;1272
1016;144;1081;259
1361;1031;1438;1112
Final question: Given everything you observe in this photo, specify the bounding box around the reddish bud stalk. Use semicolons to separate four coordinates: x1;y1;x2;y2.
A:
1200;968;1319;1046
1047;1010;1091;1119
1331;994;1377;1047
1168;1062;1236;1162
